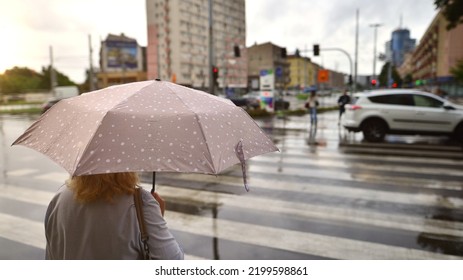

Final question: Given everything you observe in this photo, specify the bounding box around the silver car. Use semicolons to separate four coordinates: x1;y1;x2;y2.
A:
342;89;463;142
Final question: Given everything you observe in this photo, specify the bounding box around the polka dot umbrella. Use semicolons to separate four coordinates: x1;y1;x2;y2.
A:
12;80;278;192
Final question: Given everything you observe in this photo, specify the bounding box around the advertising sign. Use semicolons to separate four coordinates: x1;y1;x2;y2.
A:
106;40;138;69
259;69;275;112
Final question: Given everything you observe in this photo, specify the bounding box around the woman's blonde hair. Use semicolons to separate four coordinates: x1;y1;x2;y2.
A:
67;172;139;203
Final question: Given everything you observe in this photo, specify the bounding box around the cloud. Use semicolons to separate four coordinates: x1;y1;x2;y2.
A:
1;0;438;83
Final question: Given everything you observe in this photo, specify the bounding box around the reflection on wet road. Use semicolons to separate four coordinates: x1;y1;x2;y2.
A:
1;111;462;259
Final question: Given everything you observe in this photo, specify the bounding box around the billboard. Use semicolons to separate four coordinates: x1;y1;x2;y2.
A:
259;69;275;112
106;40;138;69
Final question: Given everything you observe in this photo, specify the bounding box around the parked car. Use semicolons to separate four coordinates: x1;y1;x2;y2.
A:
229;92;261;109
41;98;62;113
274;97;290;110
342;89;463;142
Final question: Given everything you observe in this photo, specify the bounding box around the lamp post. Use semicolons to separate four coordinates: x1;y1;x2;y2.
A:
369;23;382;85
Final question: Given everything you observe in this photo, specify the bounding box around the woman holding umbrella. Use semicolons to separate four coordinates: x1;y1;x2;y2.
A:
44;172;184;260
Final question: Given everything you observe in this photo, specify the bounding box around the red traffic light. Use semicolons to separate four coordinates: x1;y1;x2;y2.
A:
371;79;377;86
213;67;218;73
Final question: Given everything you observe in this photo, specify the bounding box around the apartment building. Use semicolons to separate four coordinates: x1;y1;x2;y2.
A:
146;0;247;92
286;54;316;90
408;11;463;84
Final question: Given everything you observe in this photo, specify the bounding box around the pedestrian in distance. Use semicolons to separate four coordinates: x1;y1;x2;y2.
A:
337;89;351;125
44;172;184;260
305;90;319;126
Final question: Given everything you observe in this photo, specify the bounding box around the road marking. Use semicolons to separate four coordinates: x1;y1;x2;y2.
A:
34;172;69;183
250;154;463;177
165;211;462;260
3;178;463;243
6;169;38;177
162;172;463;209
0;213;45;249
0;184;54;206
248;162;463;191
140;183;463;238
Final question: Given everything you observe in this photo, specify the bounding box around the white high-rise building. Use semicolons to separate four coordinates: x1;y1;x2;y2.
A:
146;0;247;92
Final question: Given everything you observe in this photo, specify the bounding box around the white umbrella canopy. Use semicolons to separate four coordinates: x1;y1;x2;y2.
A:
13;80;278;190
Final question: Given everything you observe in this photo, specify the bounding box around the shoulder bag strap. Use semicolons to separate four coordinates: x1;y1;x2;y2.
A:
134;187;151;260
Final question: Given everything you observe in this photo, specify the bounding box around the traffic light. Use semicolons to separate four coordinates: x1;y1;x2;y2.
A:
234;45;240;57
371;79;377;86
348;75;353;85
212;66;219;87
313;44;320;56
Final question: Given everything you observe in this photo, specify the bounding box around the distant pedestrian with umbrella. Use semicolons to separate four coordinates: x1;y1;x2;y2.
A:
44;172;183;260
305;90;319;126
337;89;351;125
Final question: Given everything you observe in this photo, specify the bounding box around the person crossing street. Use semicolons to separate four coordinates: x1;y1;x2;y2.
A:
337;89;351;125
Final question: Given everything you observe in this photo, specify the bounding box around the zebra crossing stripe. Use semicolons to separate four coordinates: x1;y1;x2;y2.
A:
3;181;463;239
2;170;463;238
6;168;38;177
142;183;463;238
161;173;463;209
0;213;45;249
280;147;463;166
165;210;462;260
1;181;462;259
250;154;463;177
248;162;463;191
0;184;54;206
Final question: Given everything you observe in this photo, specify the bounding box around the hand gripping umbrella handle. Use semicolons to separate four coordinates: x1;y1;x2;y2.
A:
235;140;249;192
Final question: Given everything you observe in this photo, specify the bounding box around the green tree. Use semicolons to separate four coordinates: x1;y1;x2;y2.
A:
0;67;42;93
378;62;403;87
451;59;463;82
435;0;463;30
40;66;77;90
0;66;77;94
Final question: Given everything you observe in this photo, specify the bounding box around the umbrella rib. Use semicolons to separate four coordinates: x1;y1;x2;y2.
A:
193;113;218;174
74;84;153;175
163;83;218;174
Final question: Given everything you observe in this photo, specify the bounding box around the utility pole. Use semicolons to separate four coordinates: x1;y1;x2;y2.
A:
208;0;215;95
49;46;57;96
354;9;359;93
370;23;382;84
88;34;95;91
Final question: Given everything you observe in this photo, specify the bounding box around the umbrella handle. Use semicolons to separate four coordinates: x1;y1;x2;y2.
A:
151;172;155;194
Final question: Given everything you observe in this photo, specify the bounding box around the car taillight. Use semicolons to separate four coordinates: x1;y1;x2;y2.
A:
348;105;362;110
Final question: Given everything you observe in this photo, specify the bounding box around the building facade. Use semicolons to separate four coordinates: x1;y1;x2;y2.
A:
247;42;290;92
146;0;247;92
97;33;147;88
286;54;315;90
408;11;463;85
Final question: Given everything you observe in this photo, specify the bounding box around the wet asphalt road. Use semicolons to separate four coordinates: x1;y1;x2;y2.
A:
0;110;462;260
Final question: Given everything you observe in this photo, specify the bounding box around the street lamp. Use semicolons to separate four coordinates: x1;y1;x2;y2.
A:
369;23;382;85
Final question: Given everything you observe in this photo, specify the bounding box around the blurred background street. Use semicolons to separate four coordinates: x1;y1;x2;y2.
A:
1;106;462;260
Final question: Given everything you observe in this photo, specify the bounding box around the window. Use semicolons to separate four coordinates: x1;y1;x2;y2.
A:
368;94;413;106
412;95;443;108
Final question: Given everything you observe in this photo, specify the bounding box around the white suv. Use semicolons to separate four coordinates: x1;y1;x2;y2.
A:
342;89;463;142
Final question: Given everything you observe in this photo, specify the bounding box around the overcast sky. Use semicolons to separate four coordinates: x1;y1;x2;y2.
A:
0;0;438;84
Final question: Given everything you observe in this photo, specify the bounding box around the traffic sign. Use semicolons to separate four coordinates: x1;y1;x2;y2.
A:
318;69;329;83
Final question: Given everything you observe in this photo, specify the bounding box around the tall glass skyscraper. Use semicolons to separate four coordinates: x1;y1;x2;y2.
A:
386;28;416;67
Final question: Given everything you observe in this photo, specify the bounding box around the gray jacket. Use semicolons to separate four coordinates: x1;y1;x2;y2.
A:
45;185;184;260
